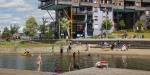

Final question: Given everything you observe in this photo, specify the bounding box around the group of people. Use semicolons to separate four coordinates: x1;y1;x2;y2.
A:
102;41;128;51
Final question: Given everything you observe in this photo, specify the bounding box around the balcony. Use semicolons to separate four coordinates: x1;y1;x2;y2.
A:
125;0;137;1
113;5;124;9
39;0;72;10
142;0;150;2
80;1;97;6
100;4;112;8
58;0;72;5
125;6;135;9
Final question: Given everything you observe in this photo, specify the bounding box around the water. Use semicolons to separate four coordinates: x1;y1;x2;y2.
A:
0;53;150;72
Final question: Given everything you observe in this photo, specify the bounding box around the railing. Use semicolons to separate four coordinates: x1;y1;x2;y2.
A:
113;5;124;9
39;0;55;8
100;4;112;7
143;0;150;2
125;6;135;9
80;2;97;6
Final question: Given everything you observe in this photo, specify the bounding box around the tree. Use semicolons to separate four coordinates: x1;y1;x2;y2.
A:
137;20;144;32
2;27;11;41
60;17;70;38
119;19;125;30
102;19;112;30
24;16;38;38
10;24;20;36
38;17;48;39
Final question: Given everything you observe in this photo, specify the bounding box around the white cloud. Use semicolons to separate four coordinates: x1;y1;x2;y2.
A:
0;14;13;19
0;13;23;25
0;0;56;32
0;0;33;12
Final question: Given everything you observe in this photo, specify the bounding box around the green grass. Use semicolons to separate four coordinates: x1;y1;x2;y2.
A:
112;32;150;39
0;40;68;48
0;41;16;48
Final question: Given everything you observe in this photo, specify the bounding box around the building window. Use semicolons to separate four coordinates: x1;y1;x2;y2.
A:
94;19;98;21
94;16;98;18
94;7;98;12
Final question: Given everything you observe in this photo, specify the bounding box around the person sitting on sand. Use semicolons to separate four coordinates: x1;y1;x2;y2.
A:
121;44;127;51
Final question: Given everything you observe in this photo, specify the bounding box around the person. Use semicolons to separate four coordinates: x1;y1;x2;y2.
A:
121;44;127;51
36;54;42;72
51;44;54;53
55;64;62;74
67;44;72;52
85;43;90;51
110;43;115;51
60;46;63;55
103;42;109;48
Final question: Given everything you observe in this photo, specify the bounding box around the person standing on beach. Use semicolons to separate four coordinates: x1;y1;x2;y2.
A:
60;45;63;55
85;43;90;51
51;44;54;53
110;43;115;51
36;54;42;72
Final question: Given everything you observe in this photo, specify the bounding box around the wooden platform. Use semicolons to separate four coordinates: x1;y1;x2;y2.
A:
61;67;150;75
1;67;150;75
0;68;55;75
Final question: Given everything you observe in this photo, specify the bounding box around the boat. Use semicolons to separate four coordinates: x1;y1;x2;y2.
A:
95;60;108;68
22;51;32;57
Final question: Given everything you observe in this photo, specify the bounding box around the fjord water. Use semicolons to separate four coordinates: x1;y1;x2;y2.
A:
0;54;150;72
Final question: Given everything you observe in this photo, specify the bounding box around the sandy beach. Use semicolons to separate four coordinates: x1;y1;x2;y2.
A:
0;44;150;57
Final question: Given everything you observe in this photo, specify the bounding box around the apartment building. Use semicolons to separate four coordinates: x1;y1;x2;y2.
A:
38;0;150;38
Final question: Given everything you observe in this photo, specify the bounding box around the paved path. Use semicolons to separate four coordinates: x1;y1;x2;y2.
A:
0;68;55;75
61;67;150;75
1;67;150;75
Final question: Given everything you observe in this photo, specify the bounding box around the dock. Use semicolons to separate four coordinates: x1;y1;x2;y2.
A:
61;67;150;75
0;68;55;75
1;67;150;75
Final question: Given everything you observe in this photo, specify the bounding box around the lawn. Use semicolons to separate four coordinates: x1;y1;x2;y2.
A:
0;40;68;48
112;32;150;39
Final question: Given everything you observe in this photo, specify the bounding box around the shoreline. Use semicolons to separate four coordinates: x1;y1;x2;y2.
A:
0;44;150;57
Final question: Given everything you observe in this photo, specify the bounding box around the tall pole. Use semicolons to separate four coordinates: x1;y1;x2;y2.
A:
70;6;73;39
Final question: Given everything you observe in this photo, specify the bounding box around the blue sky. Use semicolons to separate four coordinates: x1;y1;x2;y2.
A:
0;0;55;32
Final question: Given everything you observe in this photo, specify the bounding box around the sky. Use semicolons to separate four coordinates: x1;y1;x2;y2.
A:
0;0;55;32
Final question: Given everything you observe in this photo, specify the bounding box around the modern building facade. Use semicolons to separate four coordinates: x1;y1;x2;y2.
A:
38;0;150;38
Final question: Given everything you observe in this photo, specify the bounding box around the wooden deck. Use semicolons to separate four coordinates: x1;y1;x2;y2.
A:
61;67;150;75
0;68;55;75
1;67;150;75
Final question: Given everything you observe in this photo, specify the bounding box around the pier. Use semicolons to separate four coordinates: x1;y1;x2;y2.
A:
1;67;150;75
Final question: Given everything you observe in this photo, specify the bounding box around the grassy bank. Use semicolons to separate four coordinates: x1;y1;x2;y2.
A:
0;40;68;48
112;32;150;38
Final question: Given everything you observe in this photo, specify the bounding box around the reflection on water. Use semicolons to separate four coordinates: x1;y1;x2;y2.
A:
0;54;150;72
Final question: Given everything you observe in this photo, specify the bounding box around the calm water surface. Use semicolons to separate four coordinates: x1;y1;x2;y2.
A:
0;53;150;72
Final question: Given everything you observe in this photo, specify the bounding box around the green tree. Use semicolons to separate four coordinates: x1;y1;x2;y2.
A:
24;16;38;38
10;24;20;36
137;20;144;32
119;19;125;30
60;17;70;38
102;19;112;30
2;27;11;41
38;17;48;39
45;24;53;39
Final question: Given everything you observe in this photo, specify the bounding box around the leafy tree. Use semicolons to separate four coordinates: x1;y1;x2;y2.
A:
2;27;11;41
38;17;48;39
24;16;38;38
119;19;125;30
10;24;20;36
60;17;70;38
102;19;112;30
137;20;144;32
45;25;53;39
